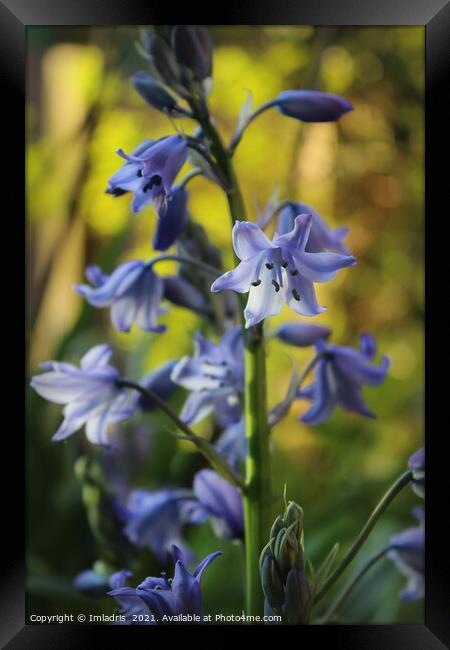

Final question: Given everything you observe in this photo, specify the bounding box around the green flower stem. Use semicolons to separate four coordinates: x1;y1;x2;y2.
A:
318;545;391;624
314;469;413;605
191;99;271;617
117;379;244;490
147;254;221;277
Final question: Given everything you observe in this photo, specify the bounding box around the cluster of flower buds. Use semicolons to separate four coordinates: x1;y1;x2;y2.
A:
260;500;312;624
135;26;213;115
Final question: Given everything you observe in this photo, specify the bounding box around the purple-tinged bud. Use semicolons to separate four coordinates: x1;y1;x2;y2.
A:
278;525;303;579
270;515;284;543
276;90;353;123
261;553;285;609
153;186;189;251
408;447;425;499
171;25;213;83
284;568;311;624
145;34;186;96
163;275;212;316
137;360;178;411
276;323;331;348
285;502;304;539
132;72;179;114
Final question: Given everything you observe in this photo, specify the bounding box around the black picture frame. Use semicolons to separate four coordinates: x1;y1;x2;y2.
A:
4;0;448;646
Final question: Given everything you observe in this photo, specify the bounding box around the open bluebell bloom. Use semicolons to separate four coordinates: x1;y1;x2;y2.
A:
275;322;331;347
408;447;425;499
171;327;244;425
30;344;136;445
152;185;189;251
298;334;389;424
107;135;188;216
278;202;350;255
108;546;221;623
123;488;205;564
388;507;424;602
75;261;165;333
211;215;356;328
275;90;353;123
193;470;244;541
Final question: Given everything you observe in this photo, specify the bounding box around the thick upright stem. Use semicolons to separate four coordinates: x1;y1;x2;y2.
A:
192;101;271;616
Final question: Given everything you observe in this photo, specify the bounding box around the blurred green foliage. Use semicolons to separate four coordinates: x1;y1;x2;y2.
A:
26;25;424;623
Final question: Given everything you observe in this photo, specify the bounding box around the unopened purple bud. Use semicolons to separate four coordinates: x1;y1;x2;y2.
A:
171;25;213;82
163;276;211;316
261;553;285;609
284;568;311;624
132;72;178;113
276;323;331;347
153;186;189;251
138;361;178;411
276;90;353;123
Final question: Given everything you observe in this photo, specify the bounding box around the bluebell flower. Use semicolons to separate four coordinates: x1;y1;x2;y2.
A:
108;545;221;623
74;568;111;598
171;327;244;425
30;344;136;445
152;185;189;251
275;322;331;347
408;447;425;498
107;135;188;216
388;507;424;602
278;201;350;255
75;261;165;333
193;470;244;541
214;417;246;465
211;215;356;328
298;334;389;424
275;90;353;123
123;488;205;564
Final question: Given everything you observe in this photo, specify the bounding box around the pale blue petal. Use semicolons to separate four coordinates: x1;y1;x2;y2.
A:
232;221;273;260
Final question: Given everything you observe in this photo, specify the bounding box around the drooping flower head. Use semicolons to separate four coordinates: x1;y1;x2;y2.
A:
122;488;205;563
211;215;356;328
171;326;244;425
152;185;189;251
107;135;188;216
75;261;165;333
408;447;425;499
30;344;136;445
193;469;244;541
298;334;389;425
278;201;350;255
388;507;424;602
108;546;221;624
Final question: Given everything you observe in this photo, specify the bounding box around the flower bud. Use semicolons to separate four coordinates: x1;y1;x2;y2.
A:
284;568;311;624
163;276;212;317
171;25;213;83
285;502;304;535
270;515;284;541
131;72;178;113
276;90;353;123
261;553;285;608
278;526;303;579
145;34;185;95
